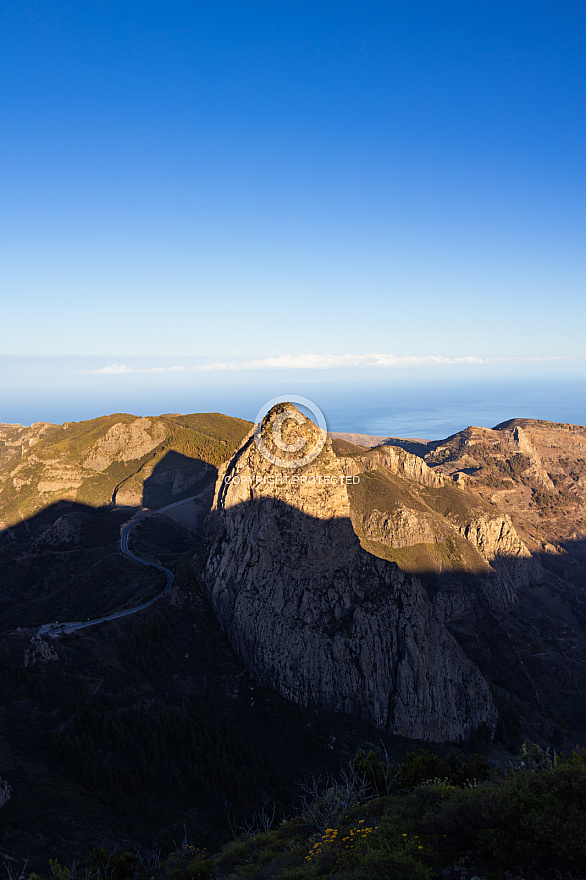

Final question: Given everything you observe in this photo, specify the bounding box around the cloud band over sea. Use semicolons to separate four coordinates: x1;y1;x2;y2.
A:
88;354;571;375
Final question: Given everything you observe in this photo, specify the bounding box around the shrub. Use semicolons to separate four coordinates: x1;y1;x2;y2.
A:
400;748;492;789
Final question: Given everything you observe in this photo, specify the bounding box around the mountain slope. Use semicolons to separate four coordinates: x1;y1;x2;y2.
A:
0;412;252;630
205;407;505;741
204;406;586;745
423;418;586;548
0;412;252;530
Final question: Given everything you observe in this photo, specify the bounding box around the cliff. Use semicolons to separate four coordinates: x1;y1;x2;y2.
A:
205;405;499;741
423;418;586;550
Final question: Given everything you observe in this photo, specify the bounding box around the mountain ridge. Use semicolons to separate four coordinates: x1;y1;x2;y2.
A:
2;406;586;863
203;405;586;744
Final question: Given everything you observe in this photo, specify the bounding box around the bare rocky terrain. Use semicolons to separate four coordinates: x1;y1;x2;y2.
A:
206;407;586;748
1;407;586;866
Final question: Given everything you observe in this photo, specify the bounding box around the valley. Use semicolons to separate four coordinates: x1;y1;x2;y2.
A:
1;407;586;870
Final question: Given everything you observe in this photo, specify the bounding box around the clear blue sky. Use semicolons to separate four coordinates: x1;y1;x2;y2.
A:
1;1;585;420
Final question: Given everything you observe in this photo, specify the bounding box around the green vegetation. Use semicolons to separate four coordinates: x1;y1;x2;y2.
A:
0;505;164;629
531;487;577;515
164;413;252;448
0;412;252;528
425;435;535;492
28;746;586;880
359;535;489;576
350;468;429;517
349;467;492;575
0;410;252;626
468;446;531;484
425;435;468;466
52;694;268;812
422;483;489;524
3;412;586;877
329;439;367;457
4;561;421;866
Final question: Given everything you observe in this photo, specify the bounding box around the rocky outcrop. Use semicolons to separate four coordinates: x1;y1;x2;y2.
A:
455;513;541;607
364;446;445;488
205;405;496;742
0;777;11;809
343;438;537;610
456;513;530;565
513;427;556;492
36;464;84;494
84;419;166;472
23;634;59;667
423;418;586;549
35;511;82;546
360;507;443;547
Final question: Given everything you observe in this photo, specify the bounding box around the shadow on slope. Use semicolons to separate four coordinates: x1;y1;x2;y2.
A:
207;493;586;743
140;451;216;539
0;557;439;869
141;450;216;511
0;449;218;631
0;502;157;630
1;487;585;864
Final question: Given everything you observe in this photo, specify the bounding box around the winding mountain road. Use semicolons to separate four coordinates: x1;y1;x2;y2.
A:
37;493;205;639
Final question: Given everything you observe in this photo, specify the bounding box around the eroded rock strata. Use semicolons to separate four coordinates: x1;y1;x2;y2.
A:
203;405;530;741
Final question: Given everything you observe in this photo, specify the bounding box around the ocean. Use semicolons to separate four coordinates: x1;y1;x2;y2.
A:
2;359;586;440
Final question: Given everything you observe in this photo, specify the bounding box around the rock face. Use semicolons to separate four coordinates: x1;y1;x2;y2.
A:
0;777;11;810
84;419;166;472
360;507;442;547
23;633;59;667
454;514;540;607
363;445;445;488
337;439;538;613
423;418;586;549
34;511;82;546
205;405;497;741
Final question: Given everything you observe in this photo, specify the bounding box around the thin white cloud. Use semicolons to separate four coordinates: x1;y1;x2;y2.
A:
194;361;234;372
247;354;490;369
495;356;570;363
88;354;572;375
91;364;134;374
90;364;188;374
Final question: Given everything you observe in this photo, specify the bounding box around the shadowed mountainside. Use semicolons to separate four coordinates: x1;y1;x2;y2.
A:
0;505;452;868
0;450;218;631
1;407;586;866
0;410;249;629
205;406;586;747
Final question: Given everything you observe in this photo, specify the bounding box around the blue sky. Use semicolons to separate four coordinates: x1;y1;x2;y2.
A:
1;2;585;426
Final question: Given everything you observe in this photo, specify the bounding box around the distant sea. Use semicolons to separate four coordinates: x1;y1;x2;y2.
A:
2;360;586;440
319;378;586;439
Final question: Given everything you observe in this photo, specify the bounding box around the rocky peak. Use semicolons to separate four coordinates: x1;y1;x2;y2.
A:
205;404;497;742
214;404;350;523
